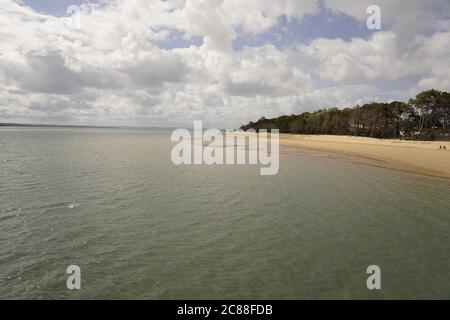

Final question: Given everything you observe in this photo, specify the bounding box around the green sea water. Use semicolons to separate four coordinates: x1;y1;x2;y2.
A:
1;127;449;299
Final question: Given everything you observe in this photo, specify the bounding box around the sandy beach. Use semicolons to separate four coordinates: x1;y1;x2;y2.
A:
277;134;450;179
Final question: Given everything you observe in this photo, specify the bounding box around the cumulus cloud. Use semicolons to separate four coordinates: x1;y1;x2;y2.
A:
324;0;450;51
298;30;450;83
223;45;312;97
0;0;449;127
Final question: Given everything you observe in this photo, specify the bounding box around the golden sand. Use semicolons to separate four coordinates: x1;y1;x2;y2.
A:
278;134;450;179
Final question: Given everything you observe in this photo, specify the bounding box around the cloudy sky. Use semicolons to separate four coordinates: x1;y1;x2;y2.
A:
1;0;449;128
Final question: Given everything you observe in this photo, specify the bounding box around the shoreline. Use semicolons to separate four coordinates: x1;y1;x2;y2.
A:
277;134;450;180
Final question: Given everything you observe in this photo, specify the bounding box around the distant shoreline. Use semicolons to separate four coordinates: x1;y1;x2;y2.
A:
277;133;450;179
4;122;450;179
240;89;450;142
0;123;117;129
0;123;175;130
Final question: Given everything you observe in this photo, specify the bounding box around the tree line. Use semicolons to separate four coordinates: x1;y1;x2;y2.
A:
240;89;450;140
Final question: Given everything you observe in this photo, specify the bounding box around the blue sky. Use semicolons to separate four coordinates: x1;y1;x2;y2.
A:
24;0;374;49
233;7;373;50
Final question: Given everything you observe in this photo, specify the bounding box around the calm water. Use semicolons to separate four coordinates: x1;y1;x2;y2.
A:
0;127;449;299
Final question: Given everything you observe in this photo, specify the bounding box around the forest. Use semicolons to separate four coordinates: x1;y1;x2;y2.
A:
240;89;450;140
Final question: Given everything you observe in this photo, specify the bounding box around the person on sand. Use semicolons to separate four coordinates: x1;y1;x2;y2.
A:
439;145;442;150
444;146;447;150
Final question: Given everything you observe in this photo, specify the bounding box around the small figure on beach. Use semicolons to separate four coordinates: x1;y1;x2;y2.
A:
444;146;447;150
439;145;442;150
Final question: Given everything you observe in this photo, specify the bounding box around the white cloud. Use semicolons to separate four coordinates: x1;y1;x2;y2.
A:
297;30;450;91
324;0;450;51
299;85;380;109
223;45;312;97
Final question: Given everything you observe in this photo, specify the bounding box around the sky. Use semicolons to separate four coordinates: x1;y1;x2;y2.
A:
1;0;449;128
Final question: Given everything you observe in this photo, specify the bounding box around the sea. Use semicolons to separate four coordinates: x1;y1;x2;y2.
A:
1;127;449;299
